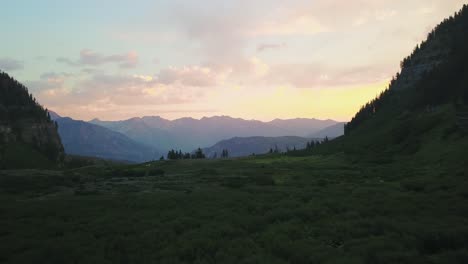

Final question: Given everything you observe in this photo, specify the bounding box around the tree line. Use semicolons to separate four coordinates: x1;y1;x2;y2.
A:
269;137;330;155
163;148;206;160
0;71;53;124
163;148;231;160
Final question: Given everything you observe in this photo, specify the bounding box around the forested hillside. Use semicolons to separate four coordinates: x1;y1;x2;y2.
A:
0;72;64;168
345;4;468;135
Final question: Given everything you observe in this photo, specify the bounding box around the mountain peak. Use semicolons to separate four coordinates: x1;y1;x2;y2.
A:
48;110;62;120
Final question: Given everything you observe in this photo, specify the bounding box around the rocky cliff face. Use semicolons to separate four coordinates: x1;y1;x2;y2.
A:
0;121;64;163
0;72;64;166
392;12;462;91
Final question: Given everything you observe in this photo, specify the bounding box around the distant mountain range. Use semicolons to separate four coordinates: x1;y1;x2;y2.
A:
308;123;344;138
51;113;159;162
203;136;315;158
90;116;343;152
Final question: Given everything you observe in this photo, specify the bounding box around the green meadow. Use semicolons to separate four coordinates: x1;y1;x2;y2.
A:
2;138;468;263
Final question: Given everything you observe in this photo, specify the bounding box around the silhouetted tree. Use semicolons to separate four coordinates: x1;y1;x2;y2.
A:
193;148;206;159
221;149;229;158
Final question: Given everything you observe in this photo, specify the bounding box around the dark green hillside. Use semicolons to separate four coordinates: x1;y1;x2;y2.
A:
1;145;468;263
0;72;51;121
0;72;64;168
345;4;468;135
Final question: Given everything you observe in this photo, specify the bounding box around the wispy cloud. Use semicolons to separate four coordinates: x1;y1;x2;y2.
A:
57;49;139;68
158;66;229;87
0;58;24;71
257;43;287;53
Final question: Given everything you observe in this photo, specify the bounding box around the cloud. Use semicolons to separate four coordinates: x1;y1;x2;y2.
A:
57;49;139;68
86;74;205;106
30;68;216;115
0;58;24;71
40;72;74;80
158;66;229;87
251;15;329;36
169;1;329;61
248;57;269;77
25;72;73;93
257;43;287;52
81;68;101;75
262;63;394;88
56;57;79;66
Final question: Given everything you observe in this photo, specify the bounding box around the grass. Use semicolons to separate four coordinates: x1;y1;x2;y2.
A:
0;142;54;169
1;104;468;263
1;148;468;263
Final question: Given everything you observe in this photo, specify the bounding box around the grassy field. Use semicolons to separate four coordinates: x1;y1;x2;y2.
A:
1;146;468;263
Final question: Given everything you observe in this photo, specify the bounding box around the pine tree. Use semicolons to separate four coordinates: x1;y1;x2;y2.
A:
194;148;206;159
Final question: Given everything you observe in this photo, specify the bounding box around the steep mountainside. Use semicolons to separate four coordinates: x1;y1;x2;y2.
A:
91;116;339;152
0;72;64;168
54;116;159;162
345;5;468;135
203;136;313;158
315;5;468;162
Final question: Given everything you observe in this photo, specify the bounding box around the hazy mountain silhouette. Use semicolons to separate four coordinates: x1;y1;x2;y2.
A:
91;116;341;152
203;136;315;158
308;122;345;138
52;113;159;162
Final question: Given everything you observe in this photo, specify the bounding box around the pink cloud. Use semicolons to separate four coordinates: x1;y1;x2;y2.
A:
57;49;139;68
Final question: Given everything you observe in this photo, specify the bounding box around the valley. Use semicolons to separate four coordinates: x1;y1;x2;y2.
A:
1;2;468;264
1;129;467;263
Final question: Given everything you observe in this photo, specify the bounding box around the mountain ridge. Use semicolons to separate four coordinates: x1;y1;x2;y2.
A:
90;115;342;152
55;116;160;162
203;136;316;158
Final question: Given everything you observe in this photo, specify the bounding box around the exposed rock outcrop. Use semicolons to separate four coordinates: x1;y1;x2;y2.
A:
0;71;64;167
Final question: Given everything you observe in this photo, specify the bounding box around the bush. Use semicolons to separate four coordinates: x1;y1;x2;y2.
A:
222;176;247;188
147;168;165;177
253;174;275;186
401;180;426;192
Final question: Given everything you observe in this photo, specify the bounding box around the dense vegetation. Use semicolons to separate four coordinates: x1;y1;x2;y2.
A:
166;148;206;160
0;71;53;123
0;72;64;167
1;126;467;263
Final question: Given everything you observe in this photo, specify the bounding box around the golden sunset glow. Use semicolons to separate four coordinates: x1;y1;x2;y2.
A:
1;1;465;121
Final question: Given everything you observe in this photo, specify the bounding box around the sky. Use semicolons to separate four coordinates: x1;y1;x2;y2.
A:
0;0;466;121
